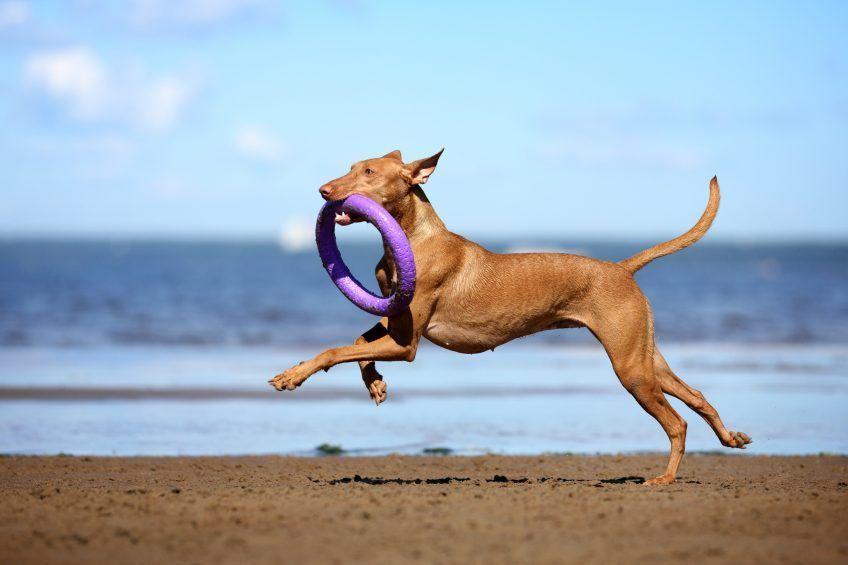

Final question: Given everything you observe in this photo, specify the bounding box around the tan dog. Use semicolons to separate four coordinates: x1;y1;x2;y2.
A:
270;149;752;485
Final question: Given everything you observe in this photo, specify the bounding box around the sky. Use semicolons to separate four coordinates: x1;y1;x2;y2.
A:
0;1;846;242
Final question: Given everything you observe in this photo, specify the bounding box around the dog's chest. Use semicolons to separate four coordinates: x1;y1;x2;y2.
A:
424;321;500;354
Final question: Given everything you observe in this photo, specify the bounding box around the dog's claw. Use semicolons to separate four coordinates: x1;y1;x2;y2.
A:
724;430;753;449
269;363;309;392
644;474;676;486
363;375;387;406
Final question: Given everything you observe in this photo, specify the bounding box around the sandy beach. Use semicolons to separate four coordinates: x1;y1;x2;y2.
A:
1;454;845;564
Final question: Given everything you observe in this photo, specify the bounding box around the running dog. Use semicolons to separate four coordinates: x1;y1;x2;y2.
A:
270;149;752;484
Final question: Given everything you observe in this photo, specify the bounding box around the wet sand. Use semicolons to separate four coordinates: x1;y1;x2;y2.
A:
1;455;846;564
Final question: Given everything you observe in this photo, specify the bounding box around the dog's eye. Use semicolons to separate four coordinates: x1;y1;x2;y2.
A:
364;168;374;175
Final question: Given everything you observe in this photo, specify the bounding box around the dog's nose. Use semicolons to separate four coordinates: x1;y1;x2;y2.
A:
318;184;333;198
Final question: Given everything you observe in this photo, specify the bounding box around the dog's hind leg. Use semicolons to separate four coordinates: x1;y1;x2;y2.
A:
592;298;687;485
615;365;688;485
653;348;751;449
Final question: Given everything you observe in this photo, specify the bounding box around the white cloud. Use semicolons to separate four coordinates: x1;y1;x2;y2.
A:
135;76;192;131
131;0;275;30
0;0;28;28
278;216;313;252
24;46;196;131
234;125;286;163
25;47;108;120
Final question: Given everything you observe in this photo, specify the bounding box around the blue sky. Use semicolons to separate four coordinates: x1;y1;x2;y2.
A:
0;1;846;242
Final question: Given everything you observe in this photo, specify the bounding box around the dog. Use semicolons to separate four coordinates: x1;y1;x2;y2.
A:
270;149;752;485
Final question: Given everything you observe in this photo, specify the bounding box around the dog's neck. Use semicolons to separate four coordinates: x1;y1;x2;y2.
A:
389;185;446;242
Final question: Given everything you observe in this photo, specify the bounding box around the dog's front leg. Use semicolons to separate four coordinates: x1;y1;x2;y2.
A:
356;319;390;405
361;257;393;404
269;312;419;392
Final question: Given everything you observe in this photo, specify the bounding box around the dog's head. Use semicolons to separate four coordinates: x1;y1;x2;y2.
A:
318;149;443;225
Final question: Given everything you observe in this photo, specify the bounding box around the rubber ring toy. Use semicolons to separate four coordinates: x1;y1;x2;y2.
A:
315;194;416;317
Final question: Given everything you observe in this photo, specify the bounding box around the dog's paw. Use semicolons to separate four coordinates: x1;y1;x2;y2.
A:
363;374;387;406
644;474;676;486
723;431;752;449
268;362;309;391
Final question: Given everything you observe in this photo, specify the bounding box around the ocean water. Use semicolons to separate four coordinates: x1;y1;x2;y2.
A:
2;239;847;348
0;239;846;456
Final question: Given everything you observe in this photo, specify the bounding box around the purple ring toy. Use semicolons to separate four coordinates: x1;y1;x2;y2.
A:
315;194;416;317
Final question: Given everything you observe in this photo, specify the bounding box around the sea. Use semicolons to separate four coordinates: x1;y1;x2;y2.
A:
1;238;846;456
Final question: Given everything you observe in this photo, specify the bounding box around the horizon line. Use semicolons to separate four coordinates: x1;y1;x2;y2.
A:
1;232;847;246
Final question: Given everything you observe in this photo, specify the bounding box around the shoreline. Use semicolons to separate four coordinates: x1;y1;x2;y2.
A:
3;451;846;458
2;454;846;564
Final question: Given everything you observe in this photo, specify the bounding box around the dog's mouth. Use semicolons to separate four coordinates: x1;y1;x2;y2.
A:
334;210;363;226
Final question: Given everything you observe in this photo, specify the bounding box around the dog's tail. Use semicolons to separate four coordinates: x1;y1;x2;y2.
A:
619;176;720;274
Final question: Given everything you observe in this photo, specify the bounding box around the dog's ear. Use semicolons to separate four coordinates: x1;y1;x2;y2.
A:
382;150;403;161
402;149;444;185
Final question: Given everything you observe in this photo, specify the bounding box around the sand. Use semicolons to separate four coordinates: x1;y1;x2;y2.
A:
1;454;846;564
